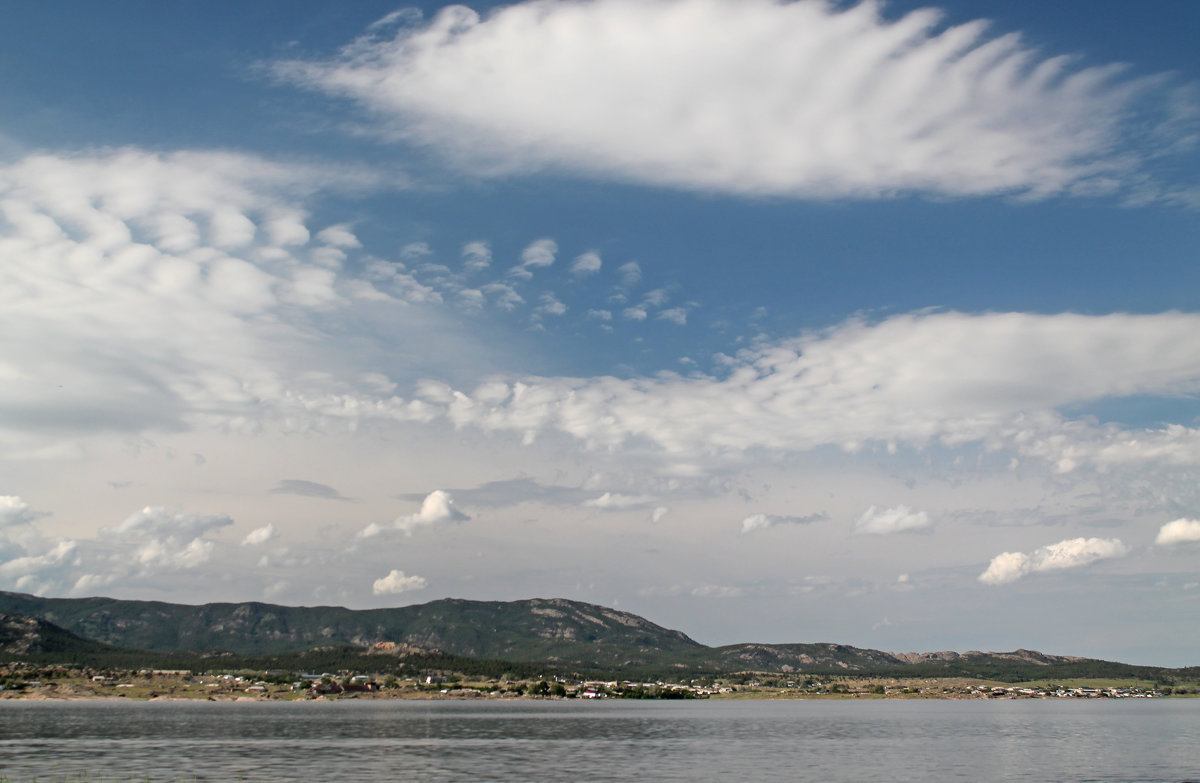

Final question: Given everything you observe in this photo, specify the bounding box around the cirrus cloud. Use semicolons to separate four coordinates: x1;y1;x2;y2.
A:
280;0;1189;200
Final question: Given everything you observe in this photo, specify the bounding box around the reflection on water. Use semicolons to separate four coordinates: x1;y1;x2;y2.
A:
1;699;1198;782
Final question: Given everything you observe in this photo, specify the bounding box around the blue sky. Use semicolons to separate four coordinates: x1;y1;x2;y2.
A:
1;0;1199;665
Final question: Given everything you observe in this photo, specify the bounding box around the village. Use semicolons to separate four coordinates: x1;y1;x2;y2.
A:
0;664;1182;701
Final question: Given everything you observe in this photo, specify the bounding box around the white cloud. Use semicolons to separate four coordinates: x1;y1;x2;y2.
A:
361;490;469;537
854;505;931;535
691;584;747;598
481;282;524;310
0;147;395;452
1155;518;1200;547
740;512;826;534
462;240;492;272
399;242;433;263
0;496;45;528
617;262;642;287
510;237;557;279
521;238;557;268
583;492;654;510
651;506;670;524
417;311;1200;468
316;223;361;249
979;537;1129;585
571;251;602;276
0;501;241;596
622;307;648;321
536;293;567;317
372;568;428;595
109;506;234;570
241;523;278;547
658;307;688;326
642;289;669;307
283;0;1183;199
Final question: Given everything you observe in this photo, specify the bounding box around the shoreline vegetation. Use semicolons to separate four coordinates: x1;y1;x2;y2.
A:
2;665;1194;703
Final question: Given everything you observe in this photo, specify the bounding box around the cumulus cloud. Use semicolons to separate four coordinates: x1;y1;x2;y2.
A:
0;496;46;528
1155;518;1200;547
108;506;234;570
0;502;242;596
241;523;278;547
360;490;469;537
740;512;827;534
854;505;931;535
372;568;428;595
281;0;1187;199
979;537;1129;584
651;506;670;524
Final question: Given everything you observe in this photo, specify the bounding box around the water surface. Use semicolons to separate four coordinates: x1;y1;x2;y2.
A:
1;699;1197;782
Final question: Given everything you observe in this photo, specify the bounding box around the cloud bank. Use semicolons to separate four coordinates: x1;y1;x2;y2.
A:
283;0;1182;199
418;311;1200;467
0;500;236;595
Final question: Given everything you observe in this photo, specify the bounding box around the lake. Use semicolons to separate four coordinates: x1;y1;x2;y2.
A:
1;699;1198;782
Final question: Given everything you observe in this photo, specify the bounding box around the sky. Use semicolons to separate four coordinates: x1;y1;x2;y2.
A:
1;0;1198;666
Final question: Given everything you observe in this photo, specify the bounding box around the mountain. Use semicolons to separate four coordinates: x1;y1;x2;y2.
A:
0;612;119;659
0;592;703;667
0;591;1190;680
703;643;1173;681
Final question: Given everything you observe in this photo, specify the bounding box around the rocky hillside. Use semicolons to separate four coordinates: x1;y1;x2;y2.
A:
711;643;1088;672
0;592;703;667
0;612;116;658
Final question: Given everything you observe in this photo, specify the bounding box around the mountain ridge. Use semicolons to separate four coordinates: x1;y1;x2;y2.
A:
0;591;1190;679
0;591;703;667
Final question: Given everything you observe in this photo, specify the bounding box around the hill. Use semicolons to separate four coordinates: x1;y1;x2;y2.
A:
0;612;115;659
0;592;702;668
1;591;1193;681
